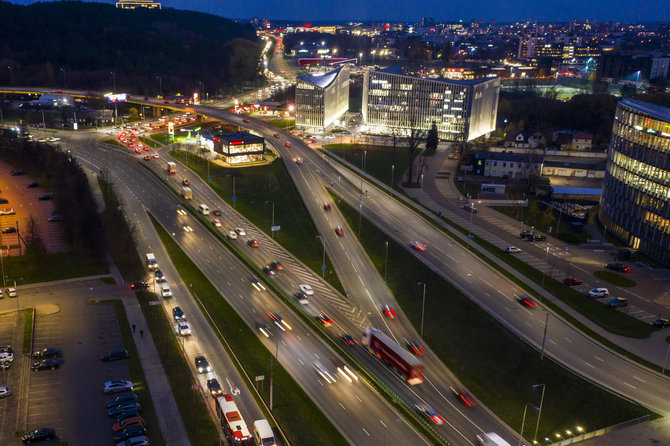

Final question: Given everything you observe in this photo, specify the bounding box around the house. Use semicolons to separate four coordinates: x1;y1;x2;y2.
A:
472;152;544;179
552;130;593;151
504;130;546;149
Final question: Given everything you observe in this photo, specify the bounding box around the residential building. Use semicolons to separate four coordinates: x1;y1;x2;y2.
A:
600;99;670;265
471;152;543;178
504;130;546;149
295;65;350;133
362;66;500;141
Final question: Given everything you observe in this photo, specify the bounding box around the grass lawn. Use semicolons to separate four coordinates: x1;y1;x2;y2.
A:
169;150;345;294
454;178;482;200
322;143;410;189
22;308;33;354
331;192;653;440
150;214;348;446
594;271;638;288
1;253;107;286
268;119;294;129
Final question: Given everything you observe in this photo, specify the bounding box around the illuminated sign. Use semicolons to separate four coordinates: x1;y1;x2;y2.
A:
193;92;200;105
106;93;127;103
230;141;243;145
168;122;174;140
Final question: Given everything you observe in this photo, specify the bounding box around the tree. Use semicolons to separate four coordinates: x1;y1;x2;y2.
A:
404;126;426;186
23;215;46;258
425;121;439;154
128;107;139;121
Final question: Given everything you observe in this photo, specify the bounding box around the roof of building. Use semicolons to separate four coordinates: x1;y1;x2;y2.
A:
474;152;543;163
620;98;670;123
504;129;545;142
544;160;605;170
297;66;346;89
573;132;593;140
208;131;264;144
373;66;496;86
551;186;602;196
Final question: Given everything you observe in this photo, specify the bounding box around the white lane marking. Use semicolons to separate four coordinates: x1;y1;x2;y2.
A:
585;362;594;368
633;376;646;383
362;428;370;436
355;395;362;402
339;402;346;410
624;382;637;389
564;337;573;343
594;356;604;362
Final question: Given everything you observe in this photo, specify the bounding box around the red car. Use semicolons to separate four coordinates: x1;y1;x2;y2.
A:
412;241;427;251
335;226;345;237
563;277;583;286
450;386;478;408
341;334;357;346
274;133;280;138
248;239;260;248
182;179;190;186
243;119;250;123
323;203;332;211
270;261;284;271
285;142;292;148
143;156;151;161
317;314;333;327
519;296;538;308
382;305;396;319
407;340;425;355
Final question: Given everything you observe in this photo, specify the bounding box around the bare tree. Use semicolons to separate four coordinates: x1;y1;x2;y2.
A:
404;126;426;185
23;215;46;258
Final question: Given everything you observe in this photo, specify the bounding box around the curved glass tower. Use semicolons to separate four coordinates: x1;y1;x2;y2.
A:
600;99;670;264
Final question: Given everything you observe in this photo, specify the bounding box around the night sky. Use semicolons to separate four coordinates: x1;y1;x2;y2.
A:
9;0;670;22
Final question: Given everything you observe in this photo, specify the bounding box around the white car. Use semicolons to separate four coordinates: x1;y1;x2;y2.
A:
104;380;134;394
212;219;222;227
161;286;172;298
182;225;193;233
0;208;15;215
505;246;522;253
0;346;13;363
178;322;191;336
227;230;238;240
0;386;9;398
588;288;609;298
299;284;314;296
5;288;17;297
312;361;336;384
235;227;246;236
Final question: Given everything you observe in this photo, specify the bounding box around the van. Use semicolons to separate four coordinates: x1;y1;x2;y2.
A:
253;419;276;446
198;204;210;215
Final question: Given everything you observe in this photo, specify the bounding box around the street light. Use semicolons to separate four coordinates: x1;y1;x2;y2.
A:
358;203;362;238
110;71;116;92
265;201;275;238
156;75;162;97
7;66;13;86
541;246;550;289
60;67;67;89
532;384;546;444
316;235;326;278
391;164;395;188
384;241;389;283
417;282;426;338
519;402;540;446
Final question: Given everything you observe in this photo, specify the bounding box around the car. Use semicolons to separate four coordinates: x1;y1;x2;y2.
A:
2;227;16;234
227;230;238;240
317;313;333;327
130;281;148;290
407;340;425;355
104;380;134;394
270;261;284;271
182;224;194;233
0;198;8;204
606;263;630;272
248;239;260;248
294;157;302;164
563;277;583;286
195;355;212;373
107;393;138;409
299;284;314;295
153;154;160;159
182;179;190;186
116;435;149;446
416;404;445;425
108;401;141;417
31;359;59;371
143;155;151;161
48;215;62;222
0;346;13;362
285;142;292;148
463;203;477;213
112;415;145;433
450;386;478;408
295;292;310;305
341;334;357;346
412;241;427;251
115;408;141;423
177;321;191;336
211;219;222;227
274;133;280;138
0;360;10;369
518;296;538;308
101;349;129;361
235;227;246;236
243;119;250;123
335;226;345;236
312;361;337;383
38;194;53;200
0;386;10;398
588;288;609;298
10;169;24;176
530;234;547;242
207;378;222;396
113;426;146;443
21;427;56;443
383;305;397;319
172;306;185;321
0;289;3;298
263;266;276;277
32;348;62;358
267;311;292;331
212;209;222;216
607;297;628;308
653;318;670;328
323;203;332;211
257;322;273;338
520;230;534;238
161;286;172;298
0;208;15;215
505;246;522;253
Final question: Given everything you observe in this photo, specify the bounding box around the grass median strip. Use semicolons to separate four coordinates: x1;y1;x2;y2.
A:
149;213;349;446
594;271;638;288
331;190;653;440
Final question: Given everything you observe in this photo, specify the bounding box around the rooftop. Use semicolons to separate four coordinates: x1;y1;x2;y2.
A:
297;66;346;89
373;66;496;86
620;99;670;123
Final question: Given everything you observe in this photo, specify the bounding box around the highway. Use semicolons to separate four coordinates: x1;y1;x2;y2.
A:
68;140;428;445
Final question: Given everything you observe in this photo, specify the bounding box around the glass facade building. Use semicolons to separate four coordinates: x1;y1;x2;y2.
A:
295;65;350;133
600;99;670;264
362;67;500;141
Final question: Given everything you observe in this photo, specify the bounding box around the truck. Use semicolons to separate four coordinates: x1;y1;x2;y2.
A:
253;419;276;446
475;432;511;446
181;187;192;200
362;328;424;385
146;253;158;270
167;162;177;174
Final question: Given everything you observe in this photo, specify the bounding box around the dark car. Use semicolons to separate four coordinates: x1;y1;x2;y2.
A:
2;227;16;234
563;277;583;286
341;334;357;346
323;203;332;211
101;349;129;361
450;386;478;408
172;306;185;321
0;198;7;204
407;340;425;355
27;182;39;188
195;355;211;373
38;194;53;201
530;234;546;242
207;378;222;396
32;348;62;358
520;230;534;238
21;427;55;443
108;401;141;417
107;393;138;408
115;408;141;422
130;281;148;290
113;425;146;443
607;297;628;308
270;261;284;271
248;239;260;248
10;169;24;176
212;209;222;216
463;203;477;213
606;263;630;272
154;269;165;281
31;359;59;371
518;296;538;308
263;266;276;277
653;318;670;328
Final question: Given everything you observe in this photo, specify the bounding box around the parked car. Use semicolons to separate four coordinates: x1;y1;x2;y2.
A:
563;277;583;286
38;194;53;200
177;322;191;336
31;359;59;371
116;435;149;446
112;415;144;432
520;230;534;238
0;208;15;215
0;386;10;398
653;318;670;328
101;349;129;361
172;306;185;321
530;234;547;242
113;426;146;443
108;401;141;417
104;380;134;394
606;263;630;272
195;356;212;373
588;288;609;298
2;227;16;234
607;297;628;308
32;348;62;358
27;182;39;188
107;393;138;409
21;427;55;443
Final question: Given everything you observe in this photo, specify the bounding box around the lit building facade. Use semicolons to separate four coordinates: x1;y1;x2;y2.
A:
600;99;670;265
116;0;161;9
295;65;350;133
204;132;265;164
362;67;500;141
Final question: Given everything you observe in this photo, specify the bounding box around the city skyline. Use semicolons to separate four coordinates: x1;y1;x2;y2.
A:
9;0;670;22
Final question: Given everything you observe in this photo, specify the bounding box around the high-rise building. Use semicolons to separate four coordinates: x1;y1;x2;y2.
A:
362;67;500;141
600;99;670;265
295;65;350;133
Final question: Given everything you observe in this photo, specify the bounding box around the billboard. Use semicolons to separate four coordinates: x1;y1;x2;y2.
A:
193;92;200;105
168;122;174;140
106;93;127;103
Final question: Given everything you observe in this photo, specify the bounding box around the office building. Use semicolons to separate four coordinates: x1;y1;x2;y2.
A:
362;66;500;141
203;132;264;164
600;99;670;265
295;65;350;133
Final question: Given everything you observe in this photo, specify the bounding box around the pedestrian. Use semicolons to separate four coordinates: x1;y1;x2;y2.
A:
132;323;136;333
140;329;144;339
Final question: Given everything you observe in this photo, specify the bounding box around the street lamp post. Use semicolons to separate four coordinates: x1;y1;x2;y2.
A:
266;201;275;238
7;66;13;86
384;241;389;283
541;246;550;289
270;328;280;410
156;75;162;97
519;403;539;446
358;203;362;238
417;282;426;338
110;71;116;92
316;235;326;278
391;164;395;188
60;67;67;89
532;384;546;444
662;341;670;375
